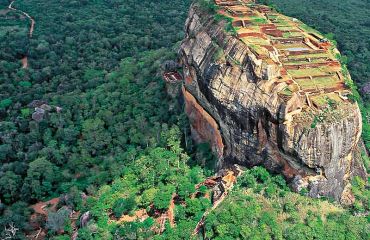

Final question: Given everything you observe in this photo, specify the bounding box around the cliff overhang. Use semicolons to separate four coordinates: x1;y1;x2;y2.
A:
179;0;367;201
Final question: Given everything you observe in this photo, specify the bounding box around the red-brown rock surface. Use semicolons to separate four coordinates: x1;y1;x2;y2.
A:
183;86;224;158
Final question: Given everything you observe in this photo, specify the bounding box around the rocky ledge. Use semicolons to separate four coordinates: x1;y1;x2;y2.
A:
179;0;366;202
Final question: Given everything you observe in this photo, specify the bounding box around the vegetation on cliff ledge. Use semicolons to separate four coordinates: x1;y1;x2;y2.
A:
205;168;369;240
260;0;370;150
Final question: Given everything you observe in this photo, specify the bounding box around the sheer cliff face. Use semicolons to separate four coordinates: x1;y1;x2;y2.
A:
179;3;366;201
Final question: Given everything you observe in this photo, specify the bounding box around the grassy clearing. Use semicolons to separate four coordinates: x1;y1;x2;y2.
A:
277;26;295;31
244;36;270;45
295;78;316;90
276;43;311;50
274;18;289;25
281;31;304;38
249;16;268;24
314;76;341;89
311;93;341;107
287;53;330;61
287;67;331;78
284;58;328;65
289;31;305;37
295;76;340;90
244;42;269;56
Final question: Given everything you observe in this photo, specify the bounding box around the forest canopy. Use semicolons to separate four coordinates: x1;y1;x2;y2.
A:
0;0;192;237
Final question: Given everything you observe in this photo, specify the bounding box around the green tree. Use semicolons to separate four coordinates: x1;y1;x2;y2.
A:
153;185;175;211
140;188;158;207
113;196;137;218
80;118;112;155
0;144;12;161
251;166;271;183
0;171;22;204
21;157;60;200
177;178;195;199
46;208;71;233
0;98;12;109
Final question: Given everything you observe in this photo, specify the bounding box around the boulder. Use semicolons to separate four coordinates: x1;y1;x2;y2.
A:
179;2;366;201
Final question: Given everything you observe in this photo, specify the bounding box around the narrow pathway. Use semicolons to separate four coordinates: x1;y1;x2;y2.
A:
21;56;28;68
192;167;242;237
192;186;231;236
167;193;176;227
8;0;35;68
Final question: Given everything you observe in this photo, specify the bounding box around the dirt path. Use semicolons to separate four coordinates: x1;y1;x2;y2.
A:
8;0;35;68
31;197;60;216
21;56;28;68
167;193;176;228
192;167;243;237
192;191;229;236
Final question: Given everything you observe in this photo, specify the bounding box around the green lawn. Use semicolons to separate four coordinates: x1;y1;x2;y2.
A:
249;16;268;24
288;67;333;77
287;53;330;60
296;76;340;90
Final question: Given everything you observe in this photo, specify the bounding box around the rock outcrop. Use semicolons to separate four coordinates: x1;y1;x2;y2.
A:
179;0;366;200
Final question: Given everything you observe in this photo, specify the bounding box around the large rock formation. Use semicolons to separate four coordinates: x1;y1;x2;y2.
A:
179;1;366;201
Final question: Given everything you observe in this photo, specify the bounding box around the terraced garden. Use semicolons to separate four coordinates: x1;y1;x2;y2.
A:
215;0;351;110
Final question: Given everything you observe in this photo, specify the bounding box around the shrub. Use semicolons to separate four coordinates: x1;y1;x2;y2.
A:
283;202;296;213
140;188;158;207
284;223;314;240
240;173;257;188
19;81;32;87
177;180;195;199
251;166;271;183
153;185;175;211
77;227;95;240
264;183;278;198
198;0;218;14
21;108;31;118
272;175;288;189
46;208;71;233
0;98;12;109
185;198;203;217
199;185;208;195
175;205;186;221
254;184;265;193
113;196;136;218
